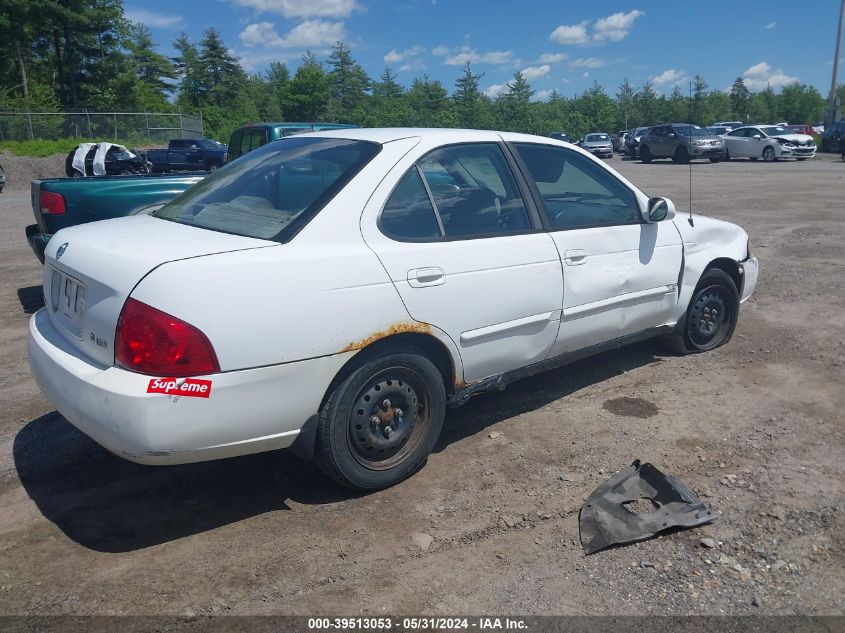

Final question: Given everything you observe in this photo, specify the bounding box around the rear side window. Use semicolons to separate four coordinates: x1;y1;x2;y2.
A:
380;170;442;241
154;137;381;242
514;143;640;230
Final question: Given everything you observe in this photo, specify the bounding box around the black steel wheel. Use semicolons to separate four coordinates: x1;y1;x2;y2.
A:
664;268;739;354
315;348;446;490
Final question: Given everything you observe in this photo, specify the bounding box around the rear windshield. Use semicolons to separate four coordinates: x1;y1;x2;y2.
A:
585;134;610;142
154;137;380;241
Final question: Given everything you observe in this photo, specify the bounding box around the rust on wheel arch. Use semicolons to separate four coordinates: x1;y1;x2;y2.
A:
340;322;433;353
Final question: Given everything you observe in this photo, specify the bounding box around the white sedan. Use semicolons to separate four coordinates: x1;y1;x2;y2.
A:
722;125;817;161
28;128;758;490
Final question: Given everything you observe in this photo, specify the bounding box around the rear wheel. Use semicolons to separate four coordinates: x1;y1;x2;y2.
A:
665;269;739;355
315;348;446;490
673;146;690;164
762;146;776;162
639;145;652;163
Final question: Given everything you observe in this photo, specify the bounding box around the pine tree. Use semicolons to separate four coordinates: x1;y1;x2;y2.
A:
729;77;750;121
283;51;329;121
126;24;177;100
373;67;404;99
453;61;491;129
325;42;370;121
615;78;637;129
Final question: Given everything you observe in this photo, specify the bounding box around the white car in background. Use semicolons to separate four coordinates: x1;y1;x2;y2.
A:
28;128;758;490
722;125;817;162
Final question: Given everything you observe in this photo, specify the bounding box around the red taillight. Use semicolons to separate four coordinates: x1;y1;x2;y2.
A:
115;299;220;377
40;190;66;215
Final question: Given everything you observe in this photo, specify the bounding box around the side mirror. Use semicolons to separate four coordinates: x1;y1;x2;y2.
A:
667;133;676;138
752;134;762;140
645;197;676;223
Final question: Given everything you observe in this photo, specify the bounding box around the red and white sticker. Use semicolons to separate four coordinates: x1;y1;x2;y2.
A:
147;377;212;398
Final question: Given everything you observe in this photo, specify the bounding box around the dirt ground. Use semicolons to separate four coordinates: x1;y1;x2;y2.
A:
0;151;842;617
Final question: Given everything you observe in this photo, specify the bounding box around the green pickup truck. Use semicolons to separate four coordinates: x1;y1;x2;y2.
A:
27;173;205;263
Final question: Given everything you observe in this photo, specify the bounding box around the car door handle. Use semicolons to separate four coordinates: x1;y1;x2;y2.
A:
407;267;445;287
563;249;587;266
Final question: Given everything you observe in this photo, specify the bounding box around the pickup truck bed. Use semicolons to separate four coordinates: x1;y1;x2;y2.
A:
27;173;205;262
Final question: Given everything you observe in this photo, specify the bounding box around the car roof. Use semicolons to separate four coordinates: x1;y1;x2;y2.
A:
237;122;358;130
290;127;544;144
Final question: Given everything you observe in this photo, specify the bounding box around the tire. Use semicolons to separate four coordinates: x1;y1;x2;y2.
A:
723;148;731;162
119;169;131;175
207;163;220;172
72;170;83;178
762;146;776;162
673;146;690;164
796;158;806;161
709;157;721;163
749;157;758;161
664;268;739;355
315;348;446;491
639;145;652;163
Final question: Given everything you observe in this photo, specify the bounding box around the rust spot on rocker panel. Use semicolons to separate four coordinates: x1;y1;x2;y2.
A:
340;322;433;353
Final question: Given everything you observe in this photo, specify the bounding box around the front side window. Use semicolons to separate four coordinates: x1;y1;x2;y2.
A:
514;143;640;230
154;137;381;241
419;144;531;238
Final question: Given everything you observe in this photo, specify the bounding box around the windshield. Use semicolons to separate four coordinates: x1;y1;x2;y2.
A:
760;126;788;136
198;139;225;150
585;134;610;142
154;137;381;241
675;125;709;137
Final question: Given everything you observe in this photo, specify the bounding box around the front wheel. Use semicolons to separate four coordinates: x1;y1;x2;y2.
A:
665;269;739;355
762;146;776;162
639;145;652;163
709;157;721;163
315;348;446;490
723;148;731;162
673;146;690;164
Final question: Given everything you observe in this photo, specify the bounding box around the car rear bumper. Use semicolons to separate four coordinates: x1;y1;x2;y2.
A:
739;257;759;303
28;308;353;465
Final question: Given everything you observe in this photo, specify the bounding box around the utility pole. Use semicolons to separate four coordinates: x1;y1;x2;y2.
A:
827;0;845;126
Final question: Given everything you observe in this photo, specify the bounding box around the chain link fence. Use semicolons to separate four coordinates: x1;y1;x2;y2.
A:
0;111;204;144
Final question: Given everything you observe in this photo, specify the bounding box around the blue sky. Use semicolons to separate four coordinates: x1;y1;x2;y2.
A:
125;0;844;100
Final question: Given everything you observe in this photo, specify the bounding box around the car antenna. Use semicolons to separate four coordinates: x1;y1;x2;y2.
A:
688;80;694;227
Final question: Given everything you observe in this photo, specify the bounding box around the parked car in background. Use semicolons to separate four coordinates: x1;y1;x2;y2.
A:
0;163;5;193
145;138;227;173
713;121;745;130
821;120;845;152
65;143;151;177
612;130;629;152
580;133;614;158
28;128;758;491
548;131;572;143
705;126;732;137
227;122;359;161
639;124;725;163
722;125;816;162
625;127;650;158
26;173;205;263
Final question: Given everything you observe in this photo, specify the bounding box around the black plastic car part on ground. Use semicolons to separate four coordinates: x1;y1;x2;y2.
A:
579;460;715;554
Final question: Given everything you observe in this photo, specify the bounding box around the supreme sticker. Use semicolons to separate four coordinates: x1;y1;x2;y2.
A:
147;378;212;398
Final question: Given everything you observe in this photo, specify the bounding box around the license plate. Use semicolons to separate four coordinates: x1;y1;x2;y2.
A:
51;268;86;334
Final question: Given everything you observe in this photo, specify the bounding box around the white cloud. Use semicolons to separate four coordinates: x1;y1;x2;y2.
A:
384;45;426;64
432;44;450;56
742;61;799;90
533;89;552;101
521;64;551;80
537;52;568;64
125;8;183;28
570;57;606;69
239;19;345;48
582;71;589;78
483;83;508;98
593;9;644;42
399;60;425;72
232;0;361;19
549;21;589;45
765;21;776;29
444;48;514;66
652;68;684;86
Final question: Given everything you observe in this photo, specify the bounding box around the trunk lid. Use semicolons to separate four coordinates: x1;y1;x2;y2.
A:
43;214;274;367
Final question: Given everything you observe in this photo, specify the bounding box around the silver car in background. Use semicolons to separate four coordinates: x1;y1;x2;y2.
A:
639;124;725;164
579;132;613;158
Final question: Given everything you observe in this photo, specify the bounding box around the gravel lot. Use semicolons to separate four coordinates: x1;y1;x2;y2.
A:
0;152;842;617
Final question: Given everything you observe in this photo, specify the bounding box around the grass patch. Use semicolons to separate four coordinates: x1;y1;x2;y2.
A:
0;138;149;157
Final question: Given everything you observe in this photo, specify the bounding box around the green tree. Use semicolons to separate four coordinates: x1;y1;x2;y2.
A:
635;81;659;125
665;83;688;122
690;75;708;124
126;24;177;104
778;84;825;123
615;78;637;129
407;75;457;127
325;41;370;121
579;81;617;133
197;27;247;108
453;61;492;129
729;77;750;120
497;71;534;132
283;52;329;121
